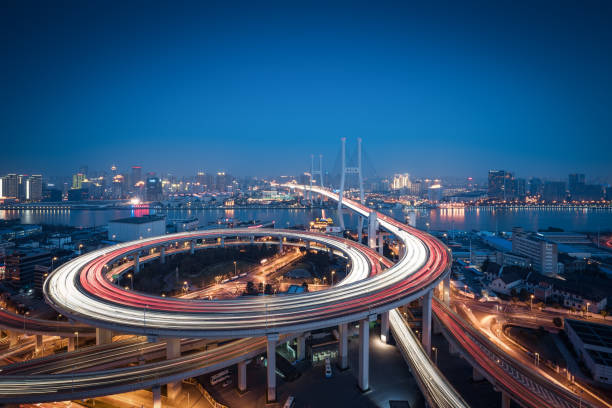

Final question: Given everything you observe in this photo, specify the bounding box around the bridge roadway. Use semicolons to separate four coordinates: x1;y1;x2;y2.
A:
0;185;458;404
433;298;605;408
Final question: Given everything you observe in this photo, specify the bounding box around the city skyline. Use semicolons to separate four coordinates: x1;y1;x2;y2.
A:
2;1;612;178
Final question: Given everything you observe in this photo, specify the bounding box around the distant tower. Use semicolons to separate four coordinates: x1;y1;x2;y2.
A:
310;154;324;205
337;138;364;240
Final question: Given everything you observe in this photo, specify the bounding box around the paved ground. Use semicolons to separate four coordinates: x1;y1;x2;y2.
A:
207;325;424;408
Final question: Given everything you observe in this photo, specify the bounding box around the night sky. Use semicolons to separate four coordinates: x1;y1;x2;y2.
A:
2;1;611;180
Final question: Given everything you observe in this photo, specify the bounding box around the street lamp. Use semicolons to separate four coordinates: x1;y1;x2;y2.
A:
534;352;539;366
530;294;534;311
127;273;133;290
331;270;336;286
74;331;79;352
233;261;237;276
586;302;590;318
51;256;58;271
432;346;438;365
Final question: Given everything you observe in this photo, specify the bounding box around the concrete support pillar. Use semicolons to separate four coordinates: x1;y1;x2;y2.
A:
422;290;432;356
166;338;181;400
266;333;279;402
306;241;311;250
380;311;390;343
152;385;162;408
501;392;511;408
297;334;306;361
238;360;247;393
35;334;43;352
449;342;459;356
190;240;195;255
278;240;283;253
357;216;364;244
68;336;75;352
96;328;112;345
338;323;349;370
220;237;225;248
443;274;451;305
250;235;255;244
473;367;484;381
8;331;18;347
368;212;378;250
358;319;370;392
160;246;166;264
134;252;140;273
377;233;383;255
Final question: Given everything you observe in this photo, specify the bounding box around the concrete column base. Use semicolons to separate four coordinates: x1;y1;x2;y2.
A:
153;385;162;408
238;360;248;393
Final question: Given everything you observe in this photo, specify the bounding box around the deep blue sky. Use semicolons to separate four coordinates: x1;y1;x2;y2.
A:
2;1;611;180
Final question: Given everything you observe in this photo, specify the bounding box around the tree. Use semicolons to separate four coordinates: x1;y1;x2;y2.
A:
601;310;609;319
301;281;309;292
264;283;273;295
553;317;563;328
245;281;256;295
518;288;530;302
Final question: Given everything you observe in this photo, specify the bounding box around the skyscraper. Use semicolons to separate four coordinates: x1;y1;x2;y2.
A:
488;170;514;200
26;175;42;201
72;173;85;189
131;166;143;188
145;176;163;202
542;181;566;202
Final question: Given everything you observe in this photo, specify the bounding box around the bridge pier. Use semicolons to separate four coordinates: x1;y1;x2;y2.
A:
166;338;181;400
380;311;389;343
358;318;371;392
250;235;255;244
160;246;166;264
220;237;225;248
35;334;43;353
338;323;349;370
368;211;378;250
8;331;18;347
68;336;75;352
358;216;364;244
501;392;511;408
134;252;140;273
237;360;248;393
449;342;459;356
96;328;112;345
190;240;195;255
443;274;451;305
422;290;432;356
152;385;162;408
297;333;307;361
377;233;383;255
266;333;279;402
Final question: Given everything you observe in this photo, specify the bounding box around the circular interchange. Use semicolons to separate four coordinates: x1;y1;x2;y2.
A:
45;187;451;338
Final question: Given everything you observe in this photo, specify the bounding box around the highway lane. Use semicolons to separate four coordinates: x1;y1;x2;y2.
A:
433;298;606;408
45;225;449;337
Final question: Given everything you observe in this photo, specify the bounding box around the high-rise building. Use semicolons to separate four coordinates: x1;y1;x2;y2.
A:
392;173;412;190
568;174;586;194
215;172;232;192
3;174;19;198
145;176;163;202
131;166;143;188
26;175;42;201
488;170;515;200
529;177;543;196
512;227;558;276
72;173;85;189
542;181;566;202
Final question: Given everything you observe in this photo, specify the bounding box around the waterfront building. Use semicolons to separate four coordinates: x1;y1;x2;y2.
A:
145;176;163;202
4;249;51;289
488;170;515;200
392;173;412;190
72;173;85;190
108;215;166;242
542;181;566;202
511;227;558;276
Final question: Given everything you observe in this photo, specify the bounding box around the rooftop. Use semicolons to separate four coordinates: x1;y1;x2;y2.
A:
565;319;612;350
108;215;166;225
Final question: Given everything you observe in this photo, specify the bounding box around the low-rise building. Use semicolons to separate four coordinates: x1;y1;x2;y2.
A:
564;319;612;384
108;215;166;242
